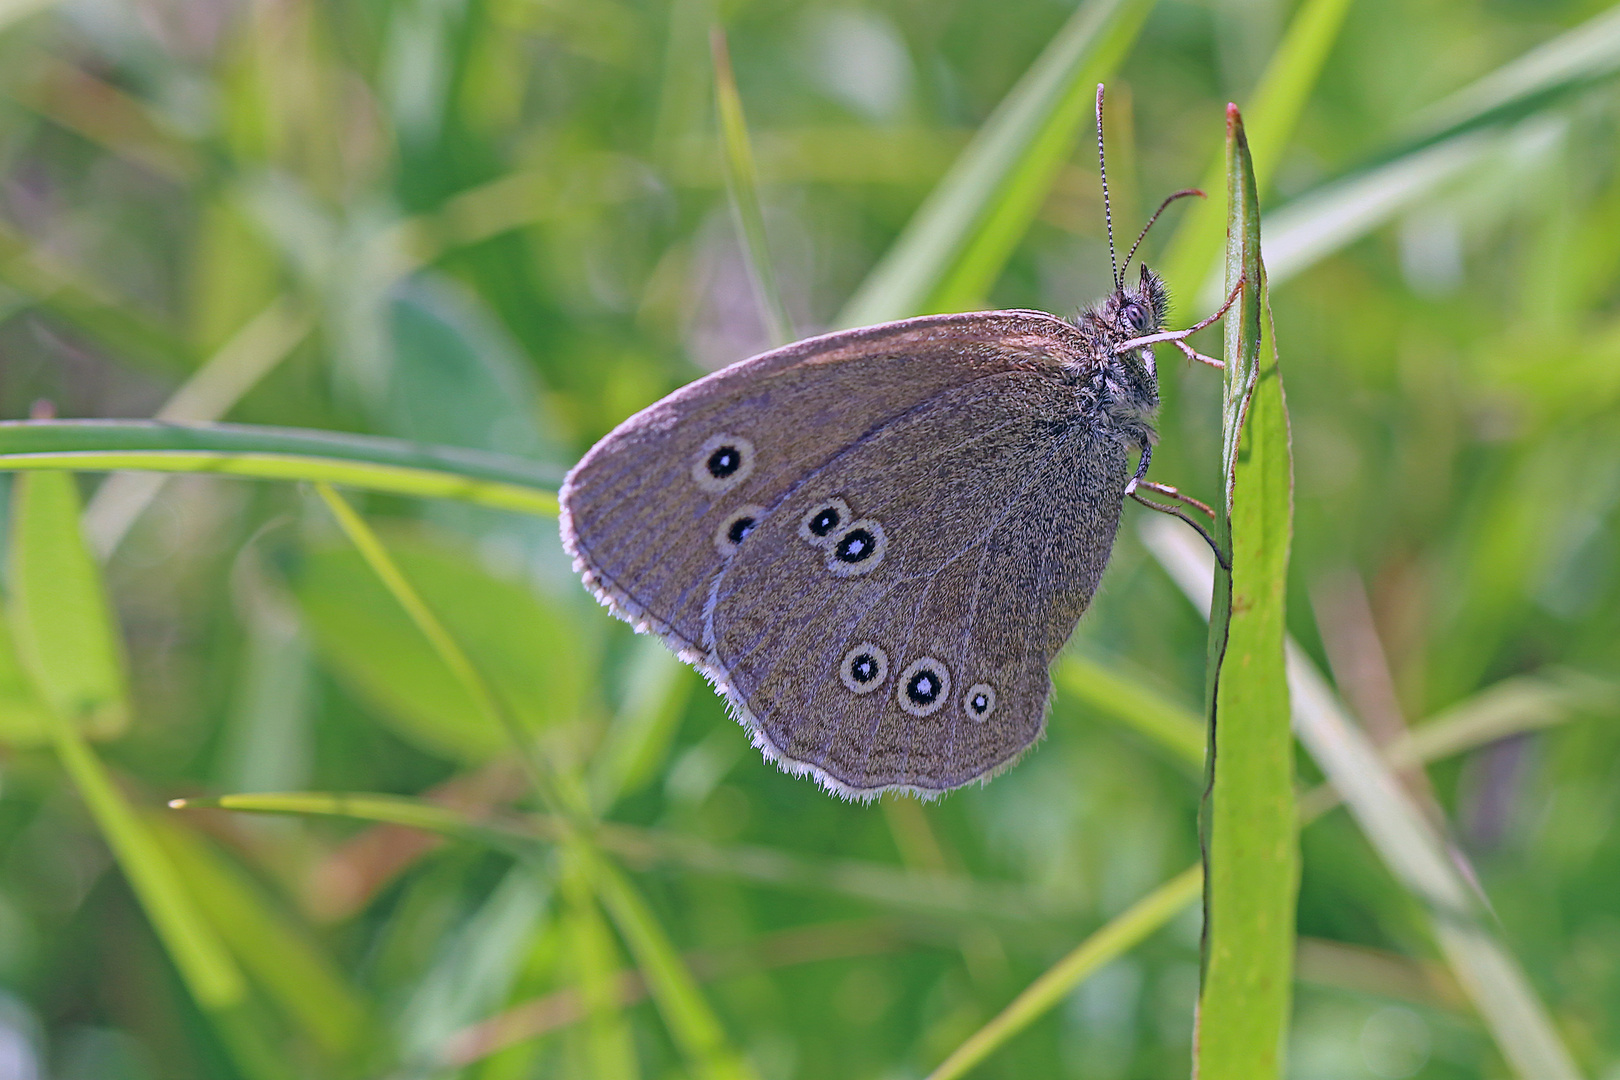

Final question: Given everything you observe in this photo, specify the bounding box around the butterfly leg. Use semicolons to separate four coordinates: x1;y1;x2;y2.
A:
1126;445;1229;570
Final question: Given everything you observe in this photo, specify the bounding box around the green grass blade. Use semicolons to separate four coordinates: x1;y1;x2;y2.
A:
0;420;559;515
313;484;552;789
147;814;375;1064
1256;3;1620;294
8;475;296;1079
1404;4;1620;146
1144;524;1584;1080
1158;0;1354;311
188;790;1074;923
835;0;1154;326
584;852;760;1080
312;485;757;1079
711;27;793;346
173;790;539;854
82;298;313;557
7;472;130;738
1195;106;1297;1080
1054;653;1205;768
1260;131;1495;287
1287;646;1584;1080
562;858;642;1080
925;864;1202;1080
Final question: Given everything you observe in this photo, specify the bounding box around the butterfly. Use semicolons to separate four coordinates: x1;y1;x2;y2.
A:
559;87;1227;799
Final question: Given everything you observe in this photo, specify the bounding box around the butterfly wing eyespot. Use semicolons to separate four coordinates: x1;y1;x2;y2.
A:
692;434;756;493
798;498;851;547
839;642;890;694
964;682;997;722
897;657;951;717
825;519;887;577
713;504;767;556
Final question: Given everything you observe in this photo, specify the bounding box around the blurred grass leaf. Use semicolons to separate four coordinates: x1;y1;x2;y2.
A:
0;606;52;745
588;640;697;810
384;277;558;461
397;863;553;1068
926;864;1202;1080
7;473;296;1079
562;857;642;1080
836;0;1155;325
148;813;375;1066
295;532;590;764
1257;2;1620;297
6;471;129;737
583;851;761;1080
711;26;793;346
309;484;757;1079
0;420;560;516
1158;0;1354;310
1054;653;1205;769
1195;107;1296;1080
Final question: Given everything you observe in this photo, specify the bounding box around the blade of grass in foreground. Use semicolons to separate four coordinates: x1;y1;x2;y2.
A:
836;0;1154;325
898;652;1595;1077
1143;521;1584;1080
711;27;793;347
1195;106;1297;1080
0;420;560;516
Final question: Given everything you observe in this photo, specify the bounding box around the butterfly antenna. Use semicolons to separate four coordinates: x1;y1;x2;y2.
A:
1095;83;1119;290
1121;188;1204;279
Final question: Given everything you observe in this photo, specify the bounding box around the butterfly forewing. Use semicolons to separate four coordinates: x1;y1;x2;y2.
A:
705;370;1130;796
559;311;1089;659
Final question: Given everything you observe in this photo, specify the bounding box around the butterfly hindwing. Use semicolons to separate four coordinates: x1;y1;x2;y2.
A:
705;370;1131;797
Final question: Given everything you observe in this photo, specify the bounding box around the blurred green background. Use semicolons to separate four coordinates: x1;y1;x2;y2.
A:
0;0;1617;1077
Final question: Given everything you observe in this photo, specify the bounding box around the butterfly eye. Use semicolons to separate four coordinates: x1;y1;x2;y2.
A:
825;519;887;577
897;657;951;717
692;434;756;493
964;683;997;722
839;642;890;695
1123;302;1149;332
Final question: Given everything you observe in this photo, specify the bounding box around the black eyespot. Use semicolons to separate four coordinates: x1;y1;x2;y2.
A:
1123;302;1148;332
713;503;767;556
839;642;889;695
808;507;841;536
707;446;741;478
693;434;755;492
965;682;997;721
897;657;950;716
834;528;875;563
907;669;941;705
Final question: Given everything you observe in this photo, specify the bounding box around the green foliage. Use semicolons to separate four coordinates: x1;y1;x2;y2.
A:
1;2;1618;1079
1196;109;1298;1078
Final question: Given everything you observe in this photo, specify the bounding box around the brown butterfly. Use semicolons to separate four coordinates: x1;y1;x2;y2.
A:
561;87;1229;799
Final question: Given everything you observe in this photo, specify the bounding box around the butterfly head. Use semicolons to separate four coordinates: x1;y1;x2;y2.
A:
1087;261;1167;418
